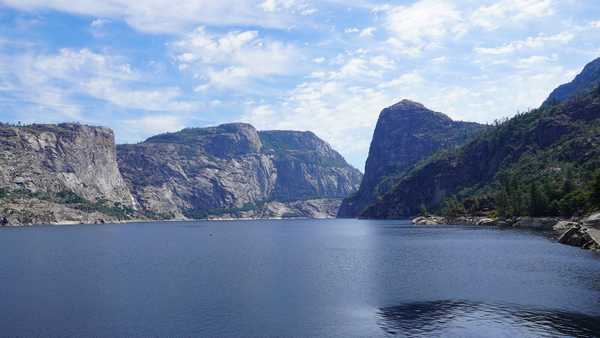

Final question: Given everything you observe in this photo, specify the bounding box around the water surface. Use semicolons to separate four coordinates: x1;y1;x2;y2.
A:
0;219;599;337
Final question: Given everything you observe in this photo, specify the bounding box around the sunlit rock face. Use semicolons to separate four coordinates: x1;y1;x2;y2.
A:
117;123;362;219
0;123;135;225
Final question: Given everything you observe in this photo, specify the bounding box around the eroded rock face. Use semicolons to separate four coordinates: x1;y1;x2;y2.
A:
117;124;362;219
0;123;134;205
338;100;486;217
208;199;343;220
260;130;363;201
0;123;136;225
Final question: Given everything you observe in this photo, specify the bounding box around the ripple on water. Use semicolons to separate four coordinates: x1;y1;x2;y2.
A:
377;300;600;337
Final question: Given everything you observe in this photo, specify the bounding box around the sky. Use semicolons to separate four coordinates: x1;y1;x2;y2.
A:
1;0;600;170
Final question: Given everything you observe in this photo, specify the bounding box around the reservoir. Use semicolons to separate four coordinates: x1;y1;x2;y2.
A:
1;219;599;337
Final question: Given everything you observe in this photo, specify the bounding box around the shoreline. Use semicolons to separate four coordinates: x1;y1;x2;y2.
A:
3;214;599;254
412;214;600;253
0;215;340;227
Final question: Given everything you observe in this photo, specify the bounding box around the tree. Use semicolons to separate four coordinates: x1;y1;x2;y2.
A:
441;197;466;217
562;168;576;195
558;190;588;217
529;183;549;217
419;204;429;217
591;170;600;207
496;189;511;218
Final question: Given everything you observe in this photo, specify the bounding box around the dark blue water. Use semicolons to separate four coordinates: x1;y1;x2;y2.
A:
0;219;599;337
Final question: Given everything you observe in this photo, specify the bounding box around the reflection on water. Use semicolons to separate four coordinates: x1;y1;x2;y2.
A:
377;300;600;337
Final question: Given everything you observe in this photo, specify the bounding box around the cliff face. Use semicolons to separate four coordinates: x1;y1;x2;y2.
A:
260;130;363;201
361;58;600;219
544;57;600;106
0;123;135;225
338;100;486;217
117;123;362;219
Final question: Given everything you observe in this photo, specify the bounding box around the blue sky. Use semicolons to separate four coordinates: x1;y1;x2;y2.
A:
1;0;600;170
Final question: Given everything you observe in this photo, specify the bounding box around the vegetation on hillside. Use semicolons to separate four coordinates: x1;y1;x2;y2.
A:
363;83;600;219
0;189;136;220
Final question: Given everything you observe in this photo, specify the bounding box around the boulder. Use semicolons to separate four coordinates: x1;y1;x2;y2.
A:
582;212;600;229
476;218;497;226
553;220;580;232
412;216;445;225
558;226;587;247
585;227;600;250
513;217;558;230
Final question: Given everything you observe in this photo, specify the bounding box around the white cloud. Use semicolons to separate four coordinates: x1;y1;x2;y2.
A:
384;0;466;53
359;27;376;38
345;26;375;38
336;58;381;79
123;115;184;140
370;55;395;69
242;81;391;162
0;0;299;33
173;27;300;90
472;0;555;30
377;72;424;89
474;32;574;55
431;56;447;64
241;51;424;167
90;18;108;28
6;49;195;121
514;55;557;69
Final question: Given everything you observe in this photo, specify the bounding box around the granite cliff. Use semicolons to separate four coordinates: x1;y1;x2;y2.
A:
338;100;486;217
117;123;362;219
0;123;136;225
361;57;600;219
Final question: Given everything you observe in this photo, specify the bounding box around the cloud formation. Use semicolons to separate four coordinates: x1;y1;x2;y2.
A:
0;0;301;33
172;27;300;90
1;0;599;168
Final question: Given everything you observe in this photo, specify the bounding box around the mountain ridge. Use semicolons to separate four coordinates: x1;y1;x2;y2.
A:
0;122;361;225
117;123;362;220
338;99;487;217
360;57;600;219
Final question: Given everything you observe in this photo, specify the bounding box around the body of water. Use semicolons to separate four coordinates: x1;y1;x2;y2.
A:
0;219;599;337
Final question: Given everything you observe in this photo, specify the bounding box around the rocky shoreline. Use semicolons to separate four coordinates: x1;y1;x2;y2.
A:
412;213;600;253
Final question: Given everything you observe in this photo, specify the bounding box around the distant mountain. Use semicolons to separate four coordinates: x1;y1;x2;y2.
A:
0;122;361;225
338;100;486;217
362;58;600;219
544;57;600;106
0;123;136;225
117;123;362;220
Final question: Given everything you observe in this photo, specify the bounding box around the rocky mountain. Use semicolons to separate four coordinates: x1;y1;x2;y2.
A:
117;123;362;219
338;100;486;217
362;58;600;219
0;123;136;225
544;57;600;106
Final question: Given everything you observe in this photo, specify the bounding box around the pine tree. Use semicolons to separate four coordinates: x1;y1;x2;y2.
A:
441;197;465;217
591;170;600;207
496;189;510;218
562;168;576;195
529;183;549;217
419;204;429;217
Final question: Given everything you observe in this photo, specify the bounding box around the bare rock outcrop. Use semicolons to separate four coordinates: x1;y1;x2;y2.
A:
117;123;362;219
0;123;136;225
